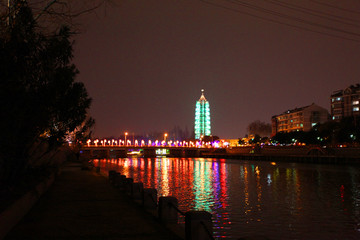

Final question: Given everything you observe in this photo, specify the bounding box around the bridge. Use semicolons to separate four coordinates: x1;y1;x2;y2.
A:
79;138;218;158
80;146;214;158
79;138;360;161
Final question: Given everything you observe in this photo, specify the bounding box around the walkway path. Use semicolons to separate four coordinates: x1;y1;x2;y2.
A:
5;162;181;240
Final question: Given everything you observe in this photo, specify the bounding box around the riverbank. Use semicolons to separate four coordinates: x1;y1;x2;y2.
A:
3;161;181;240
199;145;360;164
202;153;360;165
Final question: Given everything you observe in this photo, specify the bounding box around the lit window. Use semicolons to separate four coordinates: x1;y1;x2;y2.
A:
312;123;317;127
353;100;359;105
336;97;341;101
354;107;359;112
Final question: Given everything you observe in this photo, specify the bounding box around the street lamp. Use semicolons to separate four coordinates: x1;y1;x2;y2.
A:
164;133;168;143
125;132;128;146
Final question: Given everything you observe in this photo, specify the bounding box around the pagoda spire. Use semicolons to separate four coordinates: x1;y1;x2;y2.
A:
199;89;207;101
194;89;211;139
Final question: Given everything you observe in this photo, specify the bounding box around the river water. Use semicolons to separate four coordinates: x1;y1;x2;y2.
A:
94;158;360;239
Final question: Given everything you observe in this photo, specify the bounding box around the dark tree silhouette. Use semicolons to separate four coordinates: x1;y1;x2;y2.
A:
271;117;360;145
247;120;272;137
1;0;112;32
0;1;93;185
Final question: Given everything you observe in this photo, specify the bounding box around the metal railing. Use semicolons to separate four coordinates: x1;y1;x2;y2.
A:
106;170;214;240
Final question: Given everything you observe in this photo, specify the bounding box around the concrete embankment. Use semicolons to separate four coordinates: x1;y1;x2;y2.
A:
0;171;57;240
0;148;71;240
3;161;181;240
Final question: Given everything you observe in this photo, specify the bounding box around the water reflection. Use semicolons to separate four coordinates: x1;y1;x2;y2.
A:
94;158;360;239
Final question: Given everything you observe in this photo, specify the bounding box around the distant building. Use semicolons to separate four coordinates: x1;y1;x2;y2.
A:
330;84;360;121
194;89;211;139
271;103;329;136
221;139;240;147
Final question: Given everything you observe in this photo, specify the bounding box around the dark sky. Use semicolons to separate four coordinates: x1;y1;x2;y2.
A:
73;0;360;139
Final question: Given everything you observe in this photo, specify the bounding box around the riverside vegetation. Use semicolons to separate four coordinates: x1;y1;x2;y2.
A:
0;1;94;208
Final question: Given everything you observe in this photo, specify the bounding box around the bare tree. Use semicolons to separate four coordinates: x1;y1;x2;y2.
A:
247;120;272;137
1;0;114;32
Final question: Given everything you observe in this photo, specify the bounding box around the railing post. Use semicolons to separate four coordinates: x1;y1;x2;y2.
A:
132;182;143;201
158;196;178;223
143;188;157;209
114;174;126;189
112;172;120;186
124;178;134;196
185;211;213;240
108;170;117;183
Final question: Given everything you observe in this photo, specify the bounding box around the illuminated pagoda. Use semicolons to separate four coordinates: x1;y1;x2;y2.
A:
194;89;211;139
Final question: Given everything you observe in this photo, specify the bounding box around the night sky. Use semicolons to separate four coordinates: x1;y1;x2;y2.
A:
73;0;360;139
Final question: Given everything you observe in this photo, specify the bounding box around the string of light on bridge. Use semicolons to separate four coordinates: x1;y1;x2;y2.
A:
85;138;222;148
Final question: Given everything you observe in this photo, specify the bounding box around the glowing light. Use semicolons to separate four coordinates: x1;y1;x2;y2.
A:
160;158;170;196
194;89;211;139
128;150;143;156
124;132;128;145
84;136;218;149
156;149;169;155
255;166;260;175
267;174;272;185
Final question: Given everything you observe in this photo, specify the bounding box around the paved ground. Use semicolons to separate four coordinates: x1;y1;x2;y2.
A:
5;162;181;240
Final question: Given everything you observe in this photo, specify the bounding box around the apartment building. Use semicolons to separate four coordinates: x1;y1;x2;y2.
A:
271;103;329;136
330;84;360;121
